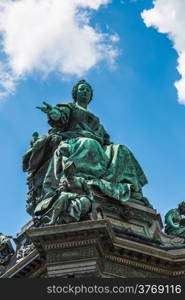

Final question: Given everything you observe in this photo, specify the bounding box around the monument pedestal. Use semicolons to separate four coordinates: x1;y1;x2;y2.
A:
1;200;185;278
28;219;113;278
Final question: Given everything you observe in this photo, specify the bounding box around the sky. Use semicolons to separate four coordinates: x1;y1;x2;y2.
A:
0;0;185;238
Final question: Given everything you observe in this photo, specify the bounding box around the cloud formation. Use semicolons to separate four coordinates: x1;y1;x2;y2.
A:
142;0;185;105
0;0;118;99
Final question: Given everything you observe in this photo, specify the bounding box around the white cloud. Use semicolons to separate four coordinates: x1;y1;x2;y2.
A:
0;62;17;99
0;0;118;99
141;0;185;105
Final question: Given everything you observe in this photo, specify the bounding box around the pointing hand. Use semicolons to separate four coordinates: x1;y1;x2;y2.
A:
36;101;53;113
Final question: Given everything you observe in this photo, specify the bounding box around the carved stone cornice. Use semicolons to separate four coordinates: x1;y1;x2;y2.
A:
113;236;185;263
28;219;114;253
2;219;185;278
105;254;171;276
44;238;98;250
104;254;185;277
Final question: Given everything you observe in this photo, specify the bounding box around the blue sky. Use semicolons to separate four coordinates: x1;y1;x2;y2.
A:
0;0;185;238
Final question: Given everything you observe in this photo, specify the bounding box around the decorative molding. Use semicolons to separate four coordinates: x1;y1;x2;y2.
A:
44;238;97;250
114;236;185;262
105;254;171;275
105;254;185;276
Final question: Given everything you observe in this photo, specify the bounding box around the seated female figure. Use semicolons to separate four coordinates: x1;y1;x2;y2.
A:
23;80;152;221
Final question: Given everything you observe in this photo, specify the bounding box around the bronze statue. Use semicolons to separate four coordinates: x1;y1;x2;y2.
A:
23;80;151;225
165;201;185;237
42;161;94;225
0;233;14;265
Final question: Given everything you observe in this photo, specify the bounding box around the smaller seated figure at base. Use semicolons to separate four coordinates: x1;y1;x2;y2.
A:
44;161;95;225
164;201;185;237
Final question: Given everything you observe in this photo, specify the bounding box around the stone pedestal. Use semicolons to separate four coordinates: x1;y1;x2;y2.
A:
2;200;185;278
28;220;113;278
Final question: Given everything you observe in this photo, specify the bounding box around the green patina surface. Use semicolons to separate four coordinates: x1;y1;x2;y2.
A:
165;201;185;237
23;80;152;226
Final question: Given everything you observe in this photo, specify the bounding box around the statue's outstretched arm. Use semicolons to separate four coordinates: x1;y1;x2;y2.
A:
36;101;61;121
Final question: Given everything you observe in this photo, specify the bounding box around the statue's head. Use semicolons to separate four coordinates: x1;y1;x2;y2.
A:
72;79;93;104
178;201;185;214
